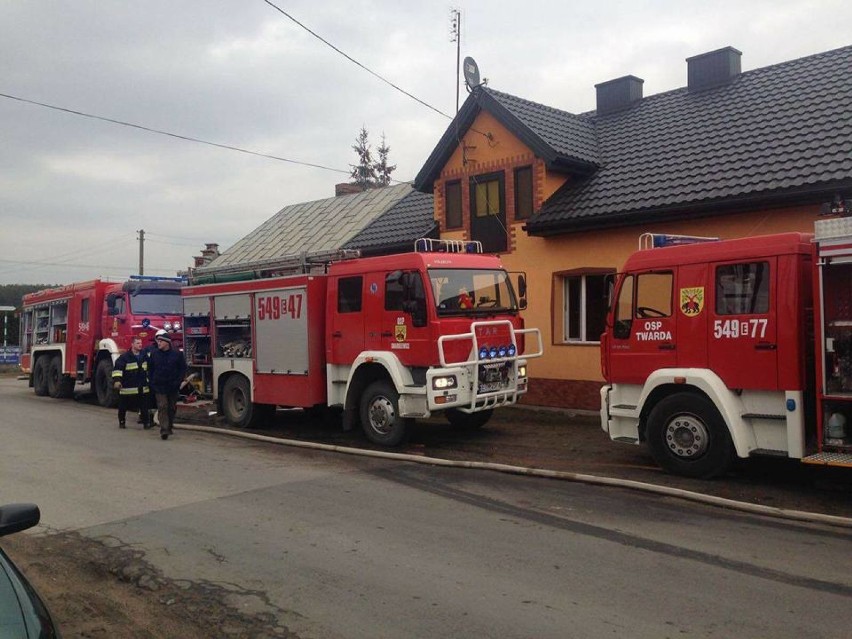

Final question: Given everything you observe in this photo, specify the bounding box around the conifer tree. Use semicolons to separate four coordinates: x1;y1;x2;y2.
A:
373;132;396;187
349;126;377;189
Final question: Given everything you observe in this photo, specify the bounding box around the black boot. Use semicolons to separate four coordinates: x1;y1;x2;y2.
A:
119;421;126;429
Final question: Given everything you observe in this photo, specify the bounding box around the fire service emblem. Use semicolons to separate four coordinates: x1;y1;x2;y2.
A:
680;287;705;316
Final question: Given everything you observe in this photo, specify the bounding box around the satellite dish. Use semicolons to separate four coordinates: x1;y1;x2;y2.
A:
463;56;481;90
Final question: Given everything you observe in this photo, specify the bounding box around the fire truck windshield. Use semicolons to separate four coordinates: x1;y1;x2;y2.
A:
429;268;517;316
127;290;183;315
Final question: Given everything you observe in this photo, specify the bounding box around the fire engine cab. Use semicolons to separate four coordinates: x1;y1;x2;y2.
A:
601;221;852;477
182;239;542;445
20;277;184;407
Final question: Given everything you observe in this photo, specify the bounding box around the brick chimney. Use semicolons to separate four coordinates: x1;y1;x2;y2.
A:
687;46;742;92
595;75;644;115
335;183;365;197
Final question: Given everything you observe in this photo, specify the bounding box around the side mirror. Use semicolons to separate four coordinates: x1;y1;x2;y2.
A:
512;273;528;310
0;503;40;537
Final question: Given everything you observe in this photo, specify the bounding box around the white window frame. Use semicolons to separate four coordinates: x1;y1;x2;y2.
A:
562;273;608;344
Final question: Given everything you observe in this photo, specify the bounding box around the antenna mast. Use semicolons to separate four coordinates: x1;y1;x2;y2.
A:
451;9;461;114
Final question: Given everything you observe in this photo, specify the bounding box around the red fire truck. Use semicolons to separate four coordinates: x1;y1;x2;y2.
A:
600;219;852;477
20;277;184;407
182;240;542;445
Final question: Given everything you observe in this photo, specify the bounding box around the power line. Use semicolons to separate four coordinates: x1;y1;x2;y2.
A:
0;92;350;175
0;257;179;273
262;0;453;121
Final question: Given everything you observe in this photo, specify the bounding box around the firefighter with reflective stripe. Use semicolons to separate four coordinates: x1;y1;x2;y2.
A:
112;336;150;429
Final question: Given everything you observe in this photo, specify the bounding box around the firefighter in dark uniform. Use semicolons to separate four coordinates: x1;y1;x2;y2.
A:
112;336;151;429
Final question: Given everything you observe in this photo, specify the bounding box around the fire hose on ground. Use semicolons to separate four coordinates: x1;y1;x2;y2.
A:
171;422;852;530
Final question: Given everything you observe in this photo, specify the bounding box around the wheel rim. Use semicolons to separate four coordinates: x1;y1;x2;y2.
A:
228;387;247;418
663;413;710;459
367;396;395;435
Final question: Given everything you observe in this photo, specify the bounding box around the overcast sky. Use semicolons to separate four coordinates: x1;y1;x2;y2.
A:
1;0;849;286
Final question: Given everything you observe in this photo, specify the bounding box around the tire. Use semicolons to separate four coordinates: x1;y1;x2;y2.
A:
646;393;734;479
222;375;271;429
445;408;493;430
95;359;117;408
359;380;412;446
32;356;49;396
47;355;64;398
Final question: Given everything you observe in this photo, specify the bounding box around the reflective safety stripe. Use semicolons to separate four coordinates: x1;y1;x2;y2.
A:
112;371;122;378
125;362;139;371
119;388;142;395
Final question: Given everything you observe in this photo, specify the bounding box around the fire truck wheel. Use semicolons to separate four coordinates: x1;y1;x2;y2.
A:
222;375;272;429
95;359;118;408
32;356;49;396
445;408;493;429
47;355;67;399
360;381;411;446
646;393;734;479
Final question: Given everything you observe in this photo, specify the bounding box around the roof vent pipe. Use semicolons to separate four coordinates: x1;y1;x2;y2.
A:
594;75;644;115
686;46;742;92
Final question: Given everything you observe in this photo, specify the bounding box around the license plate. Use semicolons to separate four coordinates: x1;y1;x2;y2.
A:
478;382;503;393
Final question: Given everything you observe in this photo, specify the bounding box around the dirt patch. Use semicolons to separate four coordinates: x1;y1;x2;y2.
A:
3;530;295;639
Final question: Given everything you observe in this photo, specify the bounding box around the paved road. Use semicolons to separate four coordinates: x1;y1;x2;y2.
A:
2;379;851;638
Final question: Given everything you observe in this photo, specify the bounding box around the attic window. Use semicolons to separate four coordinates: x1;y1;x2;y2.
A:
445;181;462;229
515;166;533;220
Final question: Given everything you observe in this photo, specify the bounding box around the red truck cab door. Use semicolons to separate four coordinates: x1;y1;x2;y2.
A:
708;258;778;390
328;275;366;365
363;270;432;365
609;270;677;385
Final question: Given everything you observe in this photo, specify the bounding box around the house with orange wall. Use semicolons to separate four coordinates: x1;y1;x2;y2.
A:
414;45;852;411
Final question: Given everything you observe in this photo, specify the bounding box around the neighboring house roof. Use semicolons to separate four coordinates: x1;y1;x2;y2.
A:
414;87;599;192
414;45;852;236
344;189;438;256
197;182;415;274
529;45;852;234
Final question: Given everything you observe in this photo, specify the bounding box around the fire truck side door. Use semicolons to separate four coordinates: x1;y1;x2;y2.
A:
609;270;677;385
364;270;431;363
328;275;365;365
709;258;778;390
72;293;96;374
674;263;710;368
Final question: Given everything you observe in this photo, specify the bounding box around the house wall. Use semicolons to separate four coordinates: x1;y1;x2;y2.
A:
432;111;823;411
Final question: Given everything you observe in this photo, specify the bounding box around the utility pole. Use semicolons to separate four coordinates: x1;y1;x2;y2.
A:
451;9;461;114
137;229;145;276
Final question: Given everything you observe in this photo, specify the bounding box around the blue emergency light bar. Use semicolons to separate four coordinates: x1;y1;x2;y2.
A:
639;233;719;250
128;275;186;282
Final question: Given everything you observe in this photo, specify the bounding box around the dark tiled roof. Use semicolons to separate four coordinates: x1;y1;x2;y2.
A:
483;89;599;166
528;45;852;233
344;189;437;255
414;87;598;191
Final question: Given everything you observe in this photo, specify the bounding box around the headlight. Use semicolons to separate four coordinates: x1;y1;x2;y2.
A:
518;364;527;378
432;376;457;390
164;321;173;330
479;346;489;360
173;321;181;331
508;344;516;356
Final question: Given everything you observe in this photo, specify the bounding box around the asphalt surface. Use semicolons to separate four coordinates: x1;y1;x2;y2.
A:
3;379;851;639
